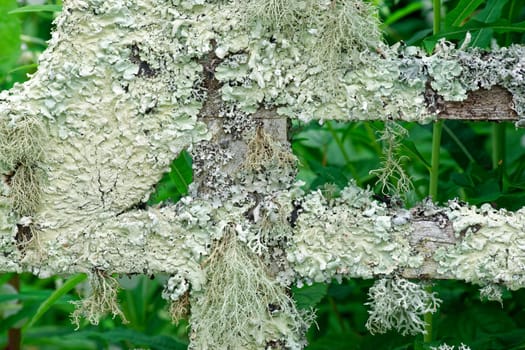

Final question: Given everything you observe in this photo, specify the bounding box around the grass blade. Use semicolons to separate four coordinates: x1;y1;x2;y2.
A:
8;5;62;14
23;274;87;330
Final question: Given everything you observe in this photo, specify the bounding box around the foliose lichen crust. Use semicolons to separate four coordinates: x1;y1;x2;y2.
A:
1;0;524;275
0;180;19;271
0;0;211;273
436;202;525;290
287;184;420;285
0;0;525;347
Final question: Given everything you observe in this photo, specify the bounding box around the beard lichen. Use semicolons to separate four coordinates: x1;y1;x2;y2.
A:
369;122;413;199
365;277;441;336
168;290;190;324
9;163;43;217
0;116;46;217
70;270;128;329
244;125;296;173
190;229;313;349
241;0;382;69
0;116;45;170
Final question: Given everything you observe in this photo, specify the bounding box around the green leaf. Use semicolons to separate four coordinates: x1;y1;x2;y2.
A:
401;141;431;170
0;304;38;333
445;0;484;28
406;28;433;46
293;283;328;309
8;5;62;14
473;0;509;23
0;0;21;75
0;273;14;286
0;290;54;303
469;27;493;48
148;151;192;204
383;2;423;26
23;274;86;330
424;19;525;49
169;150;192;195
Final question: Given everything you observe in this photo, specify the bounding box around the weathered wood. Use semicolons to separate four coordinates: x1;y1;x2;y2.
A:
438;86;518;121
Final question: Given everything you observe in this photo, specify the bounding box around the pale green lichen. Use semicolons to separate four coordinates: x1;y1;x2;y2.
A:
436;202;525;290
0;0;210;274
244;126;296;174
479;284;504;306
1;0;525;347
168;290;190;323
190;231;313;349
0;179;18;270
0;102;46;222
369;122;413;197
0;115;45;170
287;183;420;285
423;41;525;125
241;0;382;69
365;277;441;336
8;164;43;217
70;270;128;328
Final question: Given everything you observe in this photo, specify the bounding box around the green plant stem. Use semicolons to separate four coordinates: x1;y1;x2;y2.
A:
505;0;518;45
328;296;346;332
429;121;443;201
432;0;441;35
492;123;505;169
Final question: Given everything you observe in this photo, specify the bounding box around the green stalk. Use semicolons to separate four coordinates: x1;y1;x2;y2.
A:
423;284;434;343
494;0;516;172
429;121;443;201
432;0;441;35
492;124;505;169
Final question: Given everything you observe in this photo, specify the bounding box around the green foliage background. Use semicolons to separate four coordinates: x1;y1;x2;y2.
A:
1;0;525;349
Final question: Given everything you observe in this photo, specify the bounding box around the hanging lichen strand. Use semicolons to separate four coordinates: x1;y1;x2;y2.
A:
1;0;525;348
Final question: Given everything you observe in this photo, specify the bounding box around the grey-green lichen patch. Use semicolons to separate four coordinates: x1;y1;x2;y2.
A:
163;0;431;123
0;85;48;222
0;0;524;345
365;277;441;335
163;274;191;322
369;122;413;197
0;179;19;271
423;41;525;123
241;0;382;69
287;183;420;285
70;270;128;328
436;201;525;290
479;283;504;305
8;164;43;217
190;231;313;350
28;201;213;286
0;115;45;171
0;0;213;271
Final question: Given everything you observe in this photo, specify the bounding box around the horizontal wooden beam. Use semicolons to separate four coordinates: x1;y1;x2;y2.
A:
438;86;518;121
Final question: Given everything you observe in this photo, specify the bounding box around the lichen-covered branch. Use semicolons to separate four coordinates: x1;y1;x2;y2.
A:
1;0;525;347
288;186;525;290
